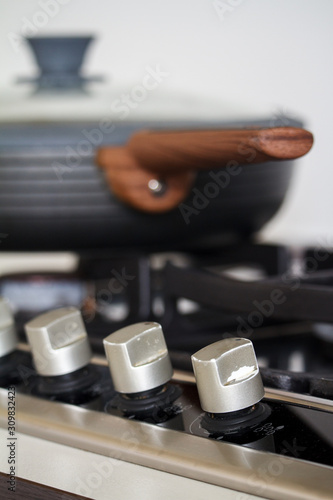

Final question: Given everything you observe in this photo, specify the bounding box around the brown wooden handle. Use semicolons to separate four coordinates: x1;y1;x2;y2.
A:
128;127;313;172
96;126;313;213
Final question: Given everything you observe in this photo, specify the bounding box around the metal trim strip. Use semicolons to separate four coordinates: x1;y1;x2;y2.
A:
0;388;332;500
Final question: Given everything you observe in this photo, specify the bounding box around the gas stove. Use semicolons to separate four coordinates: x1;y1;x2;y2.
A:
0;243;333;500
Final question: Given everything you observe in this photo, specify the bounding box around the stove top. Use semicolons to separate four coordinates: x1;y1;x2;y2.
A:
0;243;333;499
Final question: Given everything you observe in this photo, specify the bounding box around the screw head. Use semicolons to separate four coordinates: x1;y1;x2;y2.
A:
148;179;167;196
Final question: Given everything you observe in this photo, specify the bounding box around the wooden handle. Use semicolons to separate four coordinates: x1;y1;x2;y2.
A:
97;146;195;213
96;127;313;213
128;127;313;172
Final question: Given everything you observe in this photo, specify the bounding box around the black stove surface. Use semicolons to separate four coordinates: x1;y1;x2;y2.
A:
2;243;333;401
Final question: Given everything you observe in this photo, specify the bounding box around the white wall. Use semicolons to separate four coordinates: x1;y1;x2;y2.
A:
1;0;333;247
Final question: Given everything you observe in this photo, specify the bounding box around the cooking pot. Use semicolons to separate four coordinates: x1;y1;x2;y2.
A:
0;119;312;252
0;36;314;252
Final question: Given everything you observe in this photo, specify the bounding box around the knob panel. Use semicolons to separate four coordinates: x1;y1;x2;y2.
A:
25;307;92;376
103;322;173;393
191;338;264;413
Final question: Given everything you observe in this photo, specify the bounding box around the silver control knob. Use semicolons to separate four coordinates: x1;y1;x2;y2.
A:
103;322;173;394
191;338;264;413
25;307;92;377
0;298;18;357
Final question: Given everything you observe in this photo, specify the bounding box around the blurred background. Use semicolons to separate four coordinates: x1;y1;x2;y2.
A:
0;0;332;275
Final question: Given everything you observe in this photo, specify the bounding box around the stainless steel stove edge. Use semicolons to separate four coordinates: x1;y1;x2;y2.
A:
0;388;332;500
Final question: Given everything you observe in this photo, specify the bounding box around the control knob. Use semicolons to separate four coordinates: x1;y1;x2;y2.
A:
191;338;269;437
191;338;264;413
103;322;180;422
25;307;100;405
25;306;92;377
